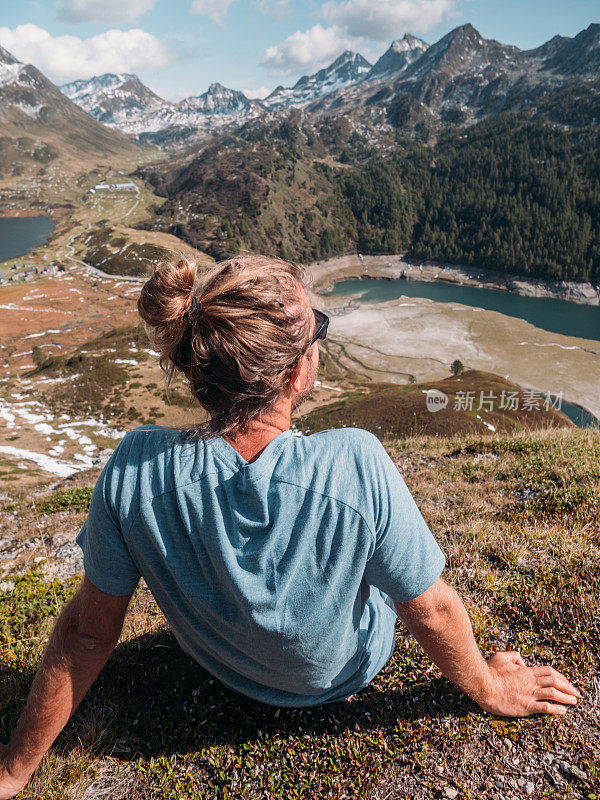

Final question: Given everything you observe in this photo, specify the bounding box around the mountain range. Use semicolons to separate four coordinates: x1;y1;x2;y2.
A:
56;34;429;143
60;75;263;141
2;22;599;158
56;24;600;146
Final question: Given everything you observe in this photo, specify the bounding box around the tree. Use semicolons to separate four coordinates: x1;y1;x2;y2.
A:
450;359;465;376
32;346;46;368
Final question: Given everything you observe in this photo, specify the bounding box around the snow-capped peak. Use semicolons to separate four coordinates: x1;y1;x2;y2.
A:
266;50;372;109
392;34;429;53
366;34;429;80
178;83;251;115
0;45;26;88
62;73;139;101
60;72;170;127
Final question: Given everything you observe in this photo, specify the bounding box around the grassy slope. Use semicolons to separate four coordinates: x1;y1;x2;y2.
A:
136;109;600;284
135;122;359;263
293;370;573;439
0;63;144;187
0;427;598;799
14;325;571;443
15;325;207;432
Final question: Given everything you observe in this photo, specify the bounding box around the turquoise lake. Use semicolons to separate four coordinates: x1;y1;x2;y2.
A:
0;216;55;262
323;277;600;427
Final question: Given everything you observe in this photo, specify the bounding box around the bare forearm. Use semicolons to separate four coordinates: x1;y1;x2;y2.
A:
396;584;492;703
4;602;116;783
395;577;581;717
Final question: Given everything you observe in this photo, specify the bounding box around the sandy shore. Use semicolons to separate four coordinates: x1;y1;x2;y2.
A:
307;254;600;306
306;258;600;421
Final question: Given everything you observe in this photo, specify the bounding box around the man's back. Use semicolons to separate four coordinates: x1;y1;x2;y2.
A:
77;424;445;707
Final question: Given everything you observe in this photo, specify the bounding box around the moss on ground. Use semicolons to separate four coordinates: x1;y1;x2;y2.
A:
39;488;94;515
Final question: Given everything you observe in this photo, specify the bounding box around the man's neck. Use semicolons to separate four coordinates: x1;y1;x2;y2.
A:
223;409;291;463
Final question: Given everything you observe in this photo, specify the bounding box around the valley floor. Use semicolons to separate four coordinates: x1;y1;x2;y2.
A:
306;256;600;422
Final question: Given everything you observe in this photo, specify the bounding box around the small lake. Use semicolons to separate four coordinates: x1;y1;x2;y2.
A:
560;400;599;429
324;277;600;343
324;276;600;428
0;216;55;262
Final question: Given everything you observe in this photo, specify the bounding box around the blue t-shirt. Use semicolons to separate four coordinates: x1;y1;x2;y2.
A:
76;425;445;707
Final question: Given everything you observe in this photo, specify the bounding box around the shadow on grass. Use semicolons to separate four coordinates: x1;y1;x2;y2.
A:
1;629;473;763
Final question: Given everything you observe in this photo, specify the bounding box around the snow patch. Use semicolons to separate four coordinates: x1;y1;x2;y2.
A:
0;446;83;478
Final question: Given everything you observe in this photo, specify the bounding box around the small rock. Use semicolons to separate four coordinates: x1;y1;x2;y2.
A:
92;449;114;469
443;789;458;799
525;781;535;796
503;737;514;750
0;580;15;592
559;762;587;782
435;765;444;776
517;778;525;788
34;556;46;564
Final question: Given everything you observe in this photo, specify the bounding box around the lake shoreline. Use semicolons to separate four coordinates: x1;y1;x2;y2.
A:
309;254;600;307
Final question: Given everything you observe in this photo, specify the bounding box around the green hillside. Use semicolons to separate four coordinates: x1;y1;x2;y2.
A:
294;370;572;439
139;111;600;283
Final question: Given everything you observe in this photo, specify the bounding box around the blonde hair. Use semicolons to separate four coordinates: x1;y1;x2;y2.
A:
137;253;314;438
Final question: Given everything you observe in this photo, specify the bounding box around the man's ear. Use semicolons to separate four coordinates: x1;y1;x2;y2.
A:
290;355;304;391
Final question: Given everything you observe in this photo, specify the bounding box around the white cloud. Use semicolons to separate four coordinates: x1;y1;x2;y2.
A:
240;86;272;99
255;0;289;18
322;0;456;41
190;0;236;23
56;0;158;24
0;24;172;84
260;24;360;75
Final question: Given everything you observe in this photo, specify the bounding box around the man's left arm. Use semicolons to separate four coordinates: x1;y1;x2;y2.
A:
0;575;133;799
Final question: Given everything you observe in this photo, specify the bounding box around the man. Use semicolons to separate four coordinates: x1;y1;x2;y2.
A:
0;255;580;797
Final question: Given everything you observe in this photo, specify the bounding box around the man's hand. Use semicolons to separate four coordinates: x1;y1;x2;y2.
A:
476;651;581;717
0;744;27;800
394;578;582;718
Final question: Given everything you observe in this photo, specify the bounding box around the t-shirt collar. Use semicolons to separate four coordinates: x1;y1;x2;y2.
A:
208;427;293;474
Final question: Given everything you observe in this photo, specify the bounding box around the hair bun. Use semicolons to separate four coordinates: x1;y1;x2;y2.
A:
137;255;199;369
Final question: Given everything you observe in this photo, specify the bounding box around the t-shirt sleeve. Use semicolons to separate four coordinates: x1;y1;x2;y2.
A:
76;440;141;596
363;436;446;603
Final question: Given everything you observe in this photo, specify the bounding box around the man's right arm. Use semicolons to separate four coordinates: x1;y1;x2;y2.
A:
394;576;582;717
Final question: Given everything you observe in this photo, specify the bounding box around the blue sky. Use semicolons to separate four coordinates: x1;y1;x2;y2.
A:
0;0;598;100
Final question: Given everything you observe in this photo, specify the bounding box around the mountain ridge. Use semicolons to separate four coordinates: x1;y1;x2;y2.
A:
0;45;140;180
60;73;264;145
366;34;429;80
57;22;600;147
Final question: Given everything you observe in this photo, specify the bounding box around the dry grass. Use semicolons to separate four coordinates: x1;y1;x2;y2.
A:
0;427;599;799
